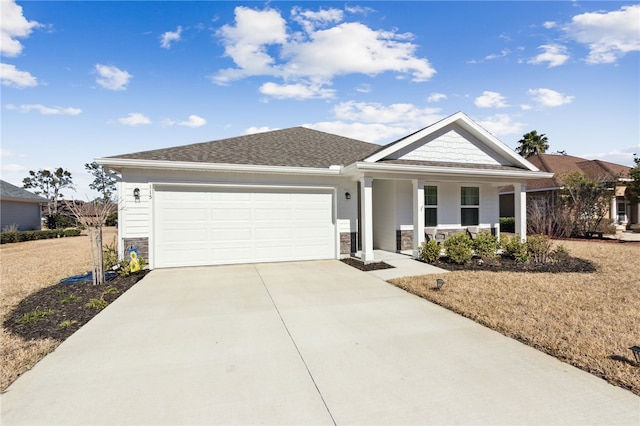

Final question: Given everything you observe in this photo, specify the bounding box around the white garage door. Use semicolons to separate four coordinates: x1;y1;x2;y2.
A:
153;186;335;268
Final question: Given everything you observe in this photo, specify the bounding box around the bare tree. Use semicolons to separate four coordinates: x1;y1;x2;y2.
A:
65;200;115;285
559;172;614;236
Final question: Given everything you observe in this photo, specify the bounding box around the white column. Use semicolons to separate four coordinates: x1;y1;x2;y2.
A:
610;196;617;223
637;202;640;225
514;182;527;241
360;177;374;263
412;179;425;258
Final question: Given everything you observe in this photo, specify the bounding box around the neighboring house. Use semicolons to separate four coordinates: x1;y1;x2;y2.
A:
499;154;638;228
97;112;552;269
0;180;46;231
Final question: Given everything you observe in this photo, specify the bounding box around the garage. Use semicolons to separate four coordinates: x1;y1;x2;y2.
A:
153;186;336;268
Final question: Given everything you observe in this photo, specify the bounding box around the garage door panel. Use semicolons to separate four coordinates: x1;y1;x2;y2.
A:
154;187;335;267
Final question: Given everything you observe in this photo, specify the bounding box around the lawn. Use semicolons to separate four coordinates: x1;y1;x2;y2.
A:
0;227;118;392
390;239;640;396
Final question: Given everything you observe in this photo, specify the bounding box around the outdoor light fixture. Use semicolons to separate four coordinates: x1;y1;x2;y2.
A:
345;192;351;200
630;346;640;364
133;187;140;201
435;278;445;290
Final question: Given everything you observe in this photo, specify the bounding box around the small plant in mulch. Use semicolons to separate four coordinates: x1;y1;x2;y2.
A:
4;270;149;341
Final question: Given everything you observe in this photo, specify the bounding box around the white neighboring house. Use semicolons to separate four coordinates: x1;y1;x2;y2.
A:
0;180;46;231
97;112;552;269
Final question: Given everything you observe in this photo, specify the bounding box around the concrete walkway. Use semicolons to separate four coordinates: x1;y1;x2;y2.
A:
2;260;638;425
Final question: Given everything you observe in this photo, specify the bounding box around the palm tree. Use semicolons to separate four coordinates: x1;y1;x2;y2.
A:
516;130;549;158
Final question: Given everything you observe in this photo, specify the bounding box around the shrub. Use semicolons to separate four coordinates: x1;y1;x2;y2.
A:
46;214;76;230
472;232;498;258
444;233;473;264
418;239;441;263
502;235;529;263
17;308;55;324
103;238;119;270
0;228;81;244
116;255;148;277
105;211;118;227
527;234;554;264
86;298;108;310
499;217;515;233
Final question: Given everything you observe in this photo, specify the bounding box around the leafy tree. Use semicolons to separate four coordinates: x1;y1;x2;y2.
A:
23;168;75;216
85;161;117;202
559;172;613;236
516;130;549;158
626;154;640;203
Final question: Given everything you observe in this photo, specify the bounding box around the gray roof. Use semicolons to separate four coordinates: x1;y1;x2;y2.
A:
0;180;47;202
108;127;381;168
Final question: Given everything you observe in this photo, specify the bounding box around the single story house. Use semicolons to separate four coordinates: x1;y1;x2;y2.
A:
0;180;46;231
499;154;638;228
97;112;552;269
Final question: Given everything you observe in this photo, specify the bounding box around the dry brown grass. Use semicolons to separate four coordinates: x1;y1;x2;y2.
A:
390;239;640;395
0;228;117;392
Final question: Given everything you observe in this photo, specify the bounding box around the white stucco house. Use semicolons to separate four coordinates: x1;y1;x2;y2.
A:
97;112;552;269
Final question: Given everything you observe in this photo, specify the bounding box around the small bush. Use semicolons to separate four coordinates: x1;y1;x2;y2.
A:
63;228;81;237
103;238;119;270
472;232;498;258
86;298;108;310
60;294;81;304
502;235;529;263
117;255;147;277
527;234;554;264
418;239;441;263
17;308;55;324
46;214;76;230
105;211;118;227
102;286;118;296
499;217;515;233
58;320;77;329
444;233;473;264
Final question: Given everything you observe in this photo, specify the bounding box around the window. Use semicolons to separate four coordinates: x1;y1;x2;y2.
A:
424;185;437;226
461;186;479;226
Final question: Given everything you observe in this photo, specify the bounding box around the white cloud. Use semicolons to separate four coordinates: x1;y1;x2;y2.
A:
0;163;27;173
164;114;206;128
580;144;640;167
427;93;447;103
485;49;510;60
304;121;408;144
528;44;570;67
244;126;277;135
212;6;435;97
117;113;151;126
0;63;37;88
476;114;524;136
95;64;132;90
332;101;441;128
528;88;574;107
355;84;371;93
5;103;81;115
160;26;182;49
543;21;557;29
474;91;508;108
0;0;40;57
563;4;640;64
259;81;335;99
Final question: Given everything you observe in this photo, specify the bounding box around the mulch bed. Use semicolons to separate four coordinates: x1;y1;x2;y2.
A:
430;254;596;273
340;257;395;271
4;270;150;341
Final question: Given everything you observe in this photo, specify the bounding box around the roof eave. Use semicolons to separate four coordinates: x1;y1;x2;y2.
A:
95;157;343;176
346;162;553;180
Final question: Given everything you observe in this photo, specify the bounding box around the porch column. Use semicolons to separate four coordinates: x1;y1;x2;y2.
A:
637;202;640;225
514;182;527;241
360;177;374;263
412;179;425;258
610;196;617;223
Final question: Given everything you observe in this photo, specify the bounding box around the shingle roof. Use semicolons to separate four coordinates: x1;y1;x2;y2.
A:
378;159;526;172
0;180;47;202
107;127;381;168
501;154;632;192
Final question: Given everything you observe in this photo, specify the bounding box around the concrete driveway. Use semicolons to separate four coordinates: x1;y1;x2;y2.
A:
2;260;638;425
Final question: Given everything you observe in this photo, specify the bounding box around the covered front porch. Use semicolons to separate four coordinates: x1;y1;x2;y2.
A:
354;175;530;263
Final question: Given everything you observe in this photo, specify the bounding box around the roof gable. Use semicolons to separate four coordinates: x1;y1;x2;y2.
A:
365;112;538;171
105;127;380;169
0;180;46;203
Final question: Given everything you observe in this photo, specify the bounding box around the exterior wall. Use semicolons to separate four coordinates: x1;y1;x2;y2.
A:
372;179;396;251
389;125;509;166
0;201;42;231
118;168;357;262
123;237;149;261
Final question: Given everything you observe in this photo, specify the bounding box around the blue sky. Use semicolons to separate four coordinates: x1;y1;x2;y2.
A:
2;1;639;198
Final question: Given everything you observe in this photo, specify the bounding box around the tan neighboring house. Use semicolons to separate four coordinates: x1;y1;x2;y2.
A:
500;154;638;229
